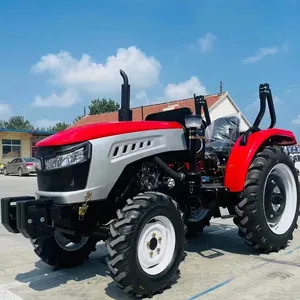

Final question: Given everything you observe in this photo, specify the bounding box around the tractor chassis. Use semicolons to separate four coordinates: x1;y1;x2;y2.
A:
0;180;235;242
1;196;109;241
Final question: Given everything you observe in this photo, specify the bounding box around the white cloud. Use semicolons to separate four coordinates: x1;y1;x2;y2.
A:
198;33;216;53
136;90;148;101
291;115;300;125
242;46;279;64
31;46;161;107
245;95;282;111
0;103;12;118
32;89;80;108
273;96;282;104
282;43;289;52
162;76;208;101
35;118;61;128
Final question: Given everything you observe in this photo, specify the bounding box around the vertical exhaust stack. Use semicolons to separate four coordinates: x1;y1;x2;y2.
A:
118;69;133;121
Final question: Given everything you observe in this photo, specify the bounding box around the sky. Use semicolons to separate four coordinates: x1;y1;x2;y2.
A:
0;0;300;137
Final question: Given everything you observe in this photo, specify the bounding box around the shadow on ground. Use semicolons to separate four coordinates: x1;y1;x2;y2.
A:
186;223;257;259
14;223;259;299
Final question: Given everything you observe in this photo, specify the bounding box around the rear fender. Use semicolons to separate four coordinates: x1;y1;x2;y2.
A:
224;128;296;192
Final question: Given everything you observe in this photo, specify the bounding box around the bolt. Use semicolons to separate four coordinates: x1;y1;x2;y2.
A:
149;251;153;257
270;214;274;218
152;233;156;237
40;217;45;223
158;237;162;242
28;219;33;224
147;242;150;248
157;248;160;254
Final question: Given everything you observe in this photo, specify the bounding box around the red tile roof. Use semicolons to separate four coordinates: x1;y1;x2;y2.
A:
72;93;225;127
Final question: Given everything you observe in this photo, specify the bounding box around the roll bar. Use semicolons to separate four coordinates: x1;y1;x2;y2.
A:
118;69;132;121
194;94;211;126
240;83;276;145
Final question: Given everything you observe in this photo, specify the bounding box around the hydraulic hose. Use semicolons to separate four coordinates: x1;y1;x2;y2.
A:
152;156;185;181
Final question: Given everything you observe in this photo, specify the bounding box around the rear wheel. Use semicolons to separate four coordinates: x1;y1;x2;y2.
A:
184;207;212;237
106;192;187;298
234;145;299;253
31;232;98;268
18;168;23;177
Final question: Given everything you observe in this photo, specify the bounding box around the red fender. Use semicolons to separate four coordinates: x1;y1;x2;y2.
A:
224;128;297;192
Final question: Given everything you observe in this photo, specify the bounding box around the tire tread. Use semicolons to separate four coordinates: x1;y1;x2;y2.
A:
106;191;187;297
233;145;298;253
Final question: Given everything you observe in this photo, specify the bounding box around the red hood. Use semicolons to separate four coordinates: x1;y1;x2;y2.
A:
36;121;183;147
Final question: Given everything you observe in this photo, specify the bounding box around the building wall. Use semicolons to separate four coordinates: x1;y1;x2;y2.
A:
0;132;32;164
210;96;250;132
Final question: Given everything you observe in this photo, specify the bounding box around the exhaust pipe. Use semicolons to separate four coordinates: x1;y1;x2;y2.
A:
118;69;132;121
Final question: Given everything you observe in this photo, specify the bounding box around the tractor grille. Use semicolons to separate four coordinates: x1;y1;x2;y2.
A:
36;161;90;192
35;143;91;192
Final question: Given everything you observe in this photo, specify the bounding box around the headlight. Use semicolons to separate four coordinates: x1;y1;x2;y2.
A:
43;143;91;171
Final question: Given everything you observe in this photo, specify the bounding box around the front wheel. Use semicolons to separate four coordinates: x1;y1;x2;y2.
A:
234;145;299;253
106;192;187;298
31;232;98;268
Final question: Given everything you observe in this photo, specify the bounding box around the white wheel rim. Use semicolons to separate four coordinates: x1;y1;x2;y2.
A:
137;215;176;276
54;231;90;251
263;163;298;235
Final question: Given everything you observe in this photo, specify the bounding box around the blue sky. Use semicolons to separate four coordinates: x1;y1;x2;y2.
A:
0;0;300;137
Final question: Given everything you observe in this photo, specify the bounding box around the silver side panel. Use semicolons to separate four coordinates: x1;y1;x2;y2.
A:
36;128;187;204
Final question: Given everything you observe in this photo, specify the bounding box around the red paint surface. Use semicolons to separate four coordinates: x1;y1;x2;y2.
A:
36;121;183;147
224;128;297;192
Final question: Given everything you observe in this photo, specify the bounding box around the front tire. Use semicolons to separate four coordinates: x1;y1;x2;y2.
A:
106;192;187;298
31;232;98;268
234;145;299;253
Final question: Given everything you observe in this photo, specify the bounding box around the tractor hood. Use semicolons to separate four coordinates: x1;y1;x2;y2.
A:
36;121;183;147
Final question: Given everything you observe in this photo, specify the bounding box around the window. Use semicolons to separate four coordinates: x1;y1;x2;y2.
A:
2;139;21;158
24;157;39;162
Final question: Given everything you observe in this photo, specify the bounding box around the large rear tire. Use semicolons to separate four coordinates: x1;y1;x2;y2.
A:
106;191;187;298
31;232;98;268
234;145;299;253
185;207;212;237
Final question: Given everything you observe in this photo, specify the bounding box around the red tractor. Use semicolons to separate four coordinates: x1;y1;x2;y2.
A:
1;70;299;298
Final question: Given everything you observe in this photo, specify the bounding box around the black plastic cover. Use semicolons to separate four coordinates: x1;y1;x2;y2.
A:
205;115;241;154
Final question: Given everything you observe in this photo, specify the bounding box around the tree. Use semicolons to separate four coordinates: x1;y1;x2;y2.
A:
3;116;34;130
37;122;70;133
49;122;70;132
73;115;84;124
0;120;6;128
88;98;120;115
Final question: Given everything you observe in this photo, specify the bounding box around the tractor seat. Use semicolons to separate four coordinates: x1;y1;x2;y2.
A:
205;115;240;156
